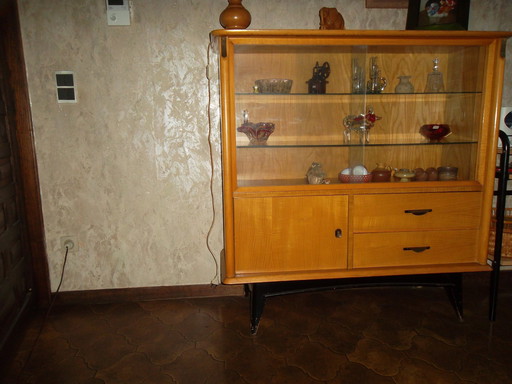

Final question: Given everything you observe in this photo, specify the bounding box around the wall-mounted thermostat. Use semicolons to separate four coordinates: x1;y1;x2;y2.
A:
106;0;131;26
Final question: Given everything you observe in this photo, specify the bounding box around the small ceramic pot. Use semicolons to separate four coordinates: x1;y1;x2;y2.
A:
437;166;458;181
371;163;391;182
426;167;438;181
414;168;428;181
394;169;416;182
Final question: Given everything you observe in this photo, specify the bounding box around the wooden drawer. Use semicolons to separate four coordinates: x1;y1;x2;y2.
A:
352;192;481;232
352;230;479;268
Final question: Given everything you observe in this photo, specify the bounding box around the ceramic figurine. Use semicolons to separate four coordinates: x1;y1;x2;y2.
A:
319;7;345;30
343;106;381;144
306;162;330;184
306;61;330;94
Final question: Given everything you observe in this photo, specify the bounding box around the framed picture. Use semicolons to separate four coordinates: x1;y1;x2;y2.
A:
366;0;408;8
406;0;470;30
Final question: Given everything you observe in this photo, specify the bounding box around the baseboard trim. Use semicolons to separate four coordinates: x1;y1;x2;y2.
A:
53;284;245;306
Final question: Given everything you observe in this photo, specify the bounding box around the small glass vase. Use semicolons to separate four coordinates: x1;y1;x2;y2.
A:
351;59;365;94
395;76;414;93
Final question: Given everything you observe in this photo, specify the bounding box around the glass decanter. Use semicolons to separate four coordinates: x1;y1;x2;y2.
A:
367;57;386;94
425;58;445;93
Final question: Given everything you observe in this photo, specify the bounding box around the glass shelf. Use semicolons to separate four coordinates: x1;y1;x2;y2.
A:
236;178;480;188
236;140;477;149
236;91;482;96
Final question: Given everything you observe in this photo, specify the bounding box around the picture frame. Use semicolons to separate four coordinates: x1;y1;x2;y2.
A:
406;0;470;30
365;0;408;8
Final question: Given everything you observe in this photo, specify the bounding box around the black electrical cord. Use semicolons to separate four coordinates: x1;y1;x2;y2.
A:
206;38;220;287
16;245;70;381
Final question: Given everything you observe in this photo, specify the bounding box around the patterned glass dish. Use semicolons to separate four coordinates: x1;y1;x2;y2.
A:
254;79;293;94
237;122;275;145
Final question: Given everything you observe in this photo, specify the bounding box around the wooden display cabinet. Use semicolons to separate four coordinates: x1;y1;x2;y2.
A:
211;29;512;331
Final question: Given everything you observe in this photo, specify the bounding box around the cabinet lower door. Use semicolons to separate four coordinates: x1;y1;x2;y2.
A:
233;195;348;276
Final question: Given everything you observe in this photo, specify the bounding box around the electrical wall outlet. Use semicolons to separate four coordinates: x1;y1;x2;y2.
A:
60;236;78;252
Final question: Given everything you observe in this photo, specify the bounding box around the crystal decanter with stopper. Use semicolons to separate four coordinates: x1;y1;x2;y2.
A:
425;58;445;93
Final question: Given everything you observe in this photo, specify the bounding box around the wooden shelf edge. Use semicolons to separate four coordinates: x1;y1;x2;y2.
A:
233;182;482;197
222;263;490;284
211;29;512;40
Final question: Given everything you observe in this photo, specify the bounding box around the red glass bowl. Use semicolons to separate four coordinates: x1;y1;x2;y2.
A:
237;122;275;145
338;173;373;183
419;124;451;142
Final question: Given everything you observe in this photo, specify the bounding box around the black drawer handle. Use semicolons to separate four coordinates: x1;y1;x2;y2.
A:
403;246;431;253
404;209;432;216
335;229;342;238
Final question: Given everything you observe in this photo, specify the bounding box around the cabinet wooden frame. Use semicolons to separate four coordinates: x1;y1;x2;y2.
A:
366;0;408;8
211;29;512;285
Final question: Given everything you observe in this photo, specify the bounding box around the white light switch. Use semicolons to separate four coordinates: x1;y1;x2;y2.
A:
55;71;77;103
106;0;130;26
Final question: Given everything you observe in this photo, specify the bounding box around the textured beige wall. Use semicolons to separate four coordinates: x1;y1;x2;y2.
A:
17;0;512;291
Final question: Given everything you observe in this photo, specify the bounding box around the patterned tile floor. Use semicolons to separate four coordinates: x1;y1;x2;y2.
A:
2;272;512;383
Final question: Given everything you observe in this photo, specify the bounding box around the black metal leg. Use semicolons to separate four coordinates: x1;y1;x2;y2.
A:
249;283;266;335
247;273;465;334
443;273;463;321
489;130;510;321
489;263;500;321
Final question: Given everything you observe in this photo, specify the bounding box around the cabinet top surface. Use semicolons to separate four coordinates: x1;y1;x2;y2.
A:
210;29;512;40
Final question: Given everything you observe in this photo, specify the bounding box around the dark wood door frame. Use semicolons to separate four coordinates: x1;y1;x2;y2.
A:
1;0;50;307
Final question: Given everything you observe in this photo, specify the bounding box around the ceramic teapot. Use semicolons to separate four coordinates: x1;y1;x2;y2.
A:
371;163;392;182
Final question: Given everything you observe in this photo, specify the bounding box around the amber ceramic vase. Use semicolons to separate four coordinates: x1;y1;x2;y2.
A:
219;0;251;29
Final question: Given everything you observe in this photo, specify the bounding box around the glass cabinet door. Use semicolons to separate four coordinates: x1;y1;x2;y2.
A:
231;40;486;188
